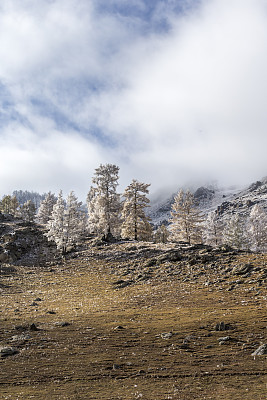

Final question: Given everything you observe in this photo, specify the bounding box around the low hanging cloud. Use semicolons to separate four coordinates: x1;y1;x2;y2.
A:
0;0;267;199
99;0;267;188
0;119;105;196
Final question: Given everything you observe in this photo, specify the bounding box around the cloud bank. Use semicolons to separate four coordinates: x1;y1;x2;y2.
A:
0;0;267;199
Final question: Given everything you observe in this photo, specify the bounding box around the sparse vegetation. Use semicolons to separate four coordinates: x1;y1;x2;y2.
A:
0;218;266;399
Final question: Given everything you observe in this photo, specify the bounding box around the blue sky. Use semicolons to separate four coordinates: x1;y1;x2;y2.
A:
0;0;267;199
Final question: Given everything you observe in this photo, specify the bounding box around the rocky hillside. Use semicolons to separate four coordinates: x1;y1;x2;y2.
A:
86;239;267;292
149;177;267;226
0;213;266;292
216;178;267;217
0;235;266;399
0;214;57;268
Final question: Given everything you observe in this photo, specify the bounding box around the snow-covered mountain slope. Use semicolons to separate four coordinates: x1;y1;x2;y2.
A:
148;177;267;226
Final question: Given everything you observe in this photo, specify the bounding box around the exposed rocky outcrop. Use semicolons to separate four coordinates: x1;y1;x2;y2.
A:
82;239;266;292
194;186;215;206
0;218;58;268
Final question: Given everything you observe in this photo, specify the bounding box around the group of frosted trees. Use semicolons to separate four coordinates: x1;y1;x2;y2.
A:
0;195;37;223
86;164;152;241
45;191;85;254
168;189;267;252
1;163;267;253
36;164;152;253
42;163;267;253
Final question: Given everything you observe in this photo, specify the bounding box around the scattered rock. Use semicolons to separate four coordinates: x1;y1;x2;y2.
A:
180;343;189;349
112;363;122;370
114;280;134;289
11;333;31;342
30;323;40;331
114;325;125;330
233;263;254;276
113;280;125;285
161;332;173;339
54;321;71;327
138;369;146;375
0;346;19;358
227;285;235;291
0;247;9;263
214;322;232;331
218;336;231;341
183;335;195;343
15;324;29;331
251;344;267;356
218;336;231;344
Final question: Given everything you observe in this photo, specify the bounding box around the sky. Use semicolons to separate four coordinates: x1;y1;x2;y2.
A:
0;0;267;200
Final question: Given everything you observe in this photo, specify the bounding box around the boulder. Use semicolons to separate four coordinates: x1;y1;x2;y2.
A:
251;344;267;356
0;247;9;263
0;346;19;357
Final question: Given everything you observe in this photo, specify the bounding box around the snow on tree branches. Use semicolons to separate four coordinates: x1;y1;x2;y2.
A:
154;224;169;243
37;192;57;224
121;180;152;241
169;189;204;244
87;164;121;237
222;214;249;250
20;200;36;223
203;211;223;246
46;191;83;254
0;195;19;216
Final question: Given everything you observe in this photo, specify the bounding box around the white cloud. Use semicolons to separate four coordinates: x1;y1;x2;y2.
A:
0;120;104;198
0;0;267;199
98;0;267;187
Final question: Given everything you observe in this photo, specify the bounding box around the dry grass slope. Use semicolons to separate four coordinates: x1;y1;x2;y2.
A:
0;240;266;399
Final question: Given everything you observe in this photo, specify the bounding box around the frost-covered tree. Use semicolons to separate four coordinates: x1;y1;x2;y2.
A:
86;186;101;234
0;195;19;215
203;211;223;246
46;190;65;250
88;164;121;237
46;191;83;254
12;190;46;208
19;200;36;222
121;180;151;241
248;204;267;252
169;189;204;244
222;214;249;250
0;195;12;214
138;219;153;242
154;224;169;243
37;192;57;224
63;191;83;250
10;196;20;216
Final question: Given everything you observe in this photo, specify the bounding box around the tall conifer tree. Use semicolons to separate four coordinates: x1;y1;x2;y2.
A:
121;179;151;241
46;191;83;254
87;164;121;237
37;192;57;224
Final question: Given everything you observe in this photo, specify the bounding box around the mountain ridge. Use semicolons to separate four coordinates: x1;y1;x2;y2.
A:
148;177;267;226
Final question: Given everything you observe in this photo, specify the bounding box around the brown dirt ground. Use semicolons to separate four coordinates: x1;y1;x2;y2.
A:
0;246;266;400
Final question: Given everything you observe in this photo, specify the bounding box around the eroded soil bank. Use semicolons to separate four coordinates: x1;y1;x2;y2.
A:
0;241;266;399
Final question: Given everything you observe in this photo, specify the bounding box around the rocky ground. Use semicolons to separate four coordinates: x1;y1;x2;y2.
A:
0;223;266;399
